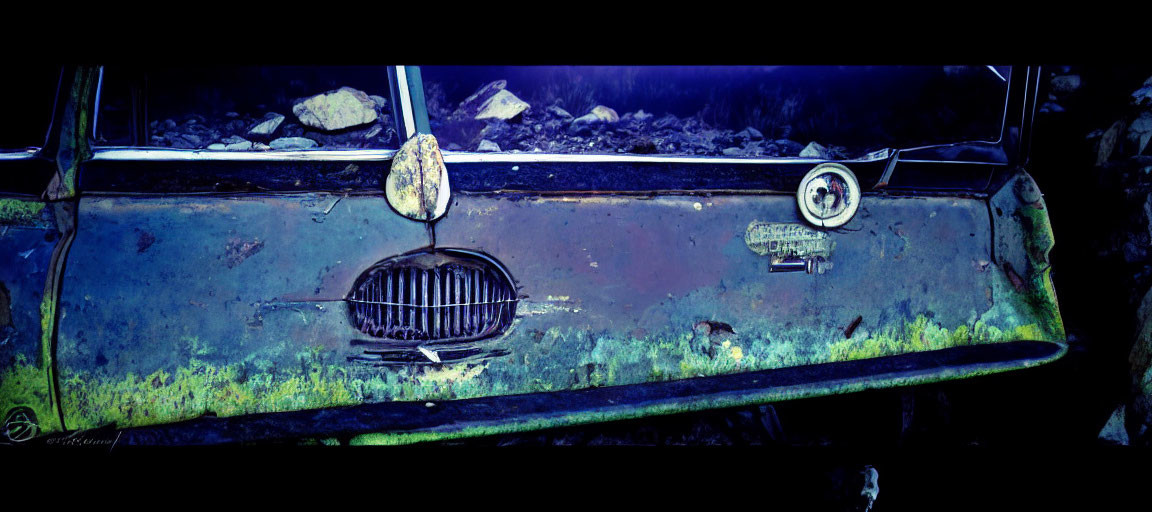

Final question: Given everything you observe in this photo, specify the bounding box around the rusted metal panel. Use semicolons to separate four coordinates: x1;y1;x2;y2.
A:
51;174;1063;433
0;199;66;437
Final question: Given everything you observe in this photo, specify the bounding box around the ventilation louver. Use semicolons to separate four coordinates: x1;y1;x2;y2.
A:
346;249;518;344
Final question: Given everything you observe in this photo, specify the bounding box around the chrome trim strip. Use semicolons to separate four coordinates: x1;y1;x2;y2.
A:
896;159;1005;165
438;152;886;165
90;148;398;161
0;149;39;160
87;148;897;165
92;66;105;138
396;66;416;139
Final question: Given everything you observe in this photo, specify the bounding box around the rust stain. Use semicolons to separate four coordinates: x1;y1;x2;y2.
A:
1003;261;1026;293
222;237;265;268
844;315;863;338
135;229;156;253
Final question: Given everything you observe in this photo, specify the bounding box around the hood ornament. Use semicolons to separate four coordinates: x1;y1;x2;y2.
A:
386;133;451;222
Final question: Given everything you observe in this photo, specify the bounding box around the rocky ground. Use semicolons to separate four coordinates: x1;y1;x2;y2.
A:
424;79;850;159
1067;69;1152;446
144;86;398;151
144;76;866;159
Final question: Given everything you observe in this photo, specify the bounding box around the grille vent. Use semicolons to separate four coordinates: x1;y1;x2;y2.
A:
346;249;518;343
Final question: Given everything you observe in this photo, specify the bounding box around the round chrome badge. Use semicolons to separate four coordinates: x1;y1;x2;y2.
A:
797;163;860;229
2;407;38;443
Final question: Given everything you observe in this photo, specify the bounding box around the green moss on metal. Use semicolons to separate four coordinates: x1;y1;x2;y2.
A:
348;341;1067;446
59;300;1063;432
828;315;1046;362
0;199;45;225
0;355;58;433
59;347;500;429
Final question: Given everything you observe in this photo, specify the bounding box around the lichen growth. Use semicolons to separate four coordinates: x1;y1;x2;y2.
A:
347;341;1067;446
0;199;46;225
0;355;57;432
59;348;493;430
828;315;1047;362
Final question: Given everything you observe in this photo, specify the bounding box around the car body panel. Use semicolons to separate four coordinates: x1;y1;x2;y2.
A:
54;172;1063;432
0;197;65;435
2;65;1068;444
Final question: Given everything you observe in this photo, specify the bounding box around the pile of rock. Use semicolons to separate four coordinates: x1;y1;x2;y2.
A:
147;86;396;151
426;80;848;159
1082;72;1152;446
1040;68;1082;114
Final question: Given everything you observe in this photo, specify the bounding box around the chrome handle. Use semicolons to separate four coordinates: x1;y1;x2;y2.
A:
770;257;826;274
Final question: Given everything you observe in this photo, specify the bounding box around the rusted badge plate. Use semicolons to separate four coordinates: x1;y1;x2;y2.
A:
744;221;833;259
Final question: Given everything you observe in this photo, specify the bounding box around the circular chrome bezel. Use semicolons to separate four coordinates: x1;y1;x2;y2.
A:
797;163;861;228
2;407;39;443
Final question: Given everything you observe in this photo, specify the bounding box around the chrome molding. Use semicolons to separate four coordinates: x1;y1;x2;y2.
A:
87;147;897;165
90;148;398;161
0;149;39;160
395;66;416;140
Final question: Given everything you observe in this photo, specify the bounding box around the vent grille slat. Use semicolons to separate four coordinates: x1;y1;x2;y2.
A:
348;251;517;343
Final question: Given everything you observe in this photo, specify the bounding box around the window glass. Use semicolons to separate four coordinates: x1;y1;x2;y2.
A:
0;65;60;150
96;66;398;150
421;65;1009;159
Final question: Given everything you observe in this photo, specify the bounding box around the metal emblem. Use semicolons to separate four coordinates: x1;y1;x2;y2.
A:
797;163;861;228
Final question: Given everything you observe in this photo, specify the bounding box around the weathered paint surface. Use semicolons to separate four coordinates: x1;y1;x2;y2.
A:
0;198;64;434
346;344;1065;446
49;171;1063;435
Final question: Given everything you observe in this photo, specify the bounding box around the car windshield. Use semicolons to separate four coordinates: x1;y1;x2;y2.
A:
95;66;399;150
421;65;1011;159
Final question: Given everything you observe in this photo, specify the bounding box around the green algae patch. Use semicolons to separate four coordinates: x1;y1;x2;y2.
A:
0;199;46;226
828;315;1046;363
347;342;1067;446
0;355;60;434
59;347;495;430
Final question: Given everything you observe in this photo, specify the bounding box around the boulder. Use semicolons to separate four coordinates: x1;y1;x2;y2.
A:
653;114;682;131
1131;76;1152;108
269;137;318;150
454;80;508;119
1128;112;1152;155
248;113;285;137
799;141;833;159
1098;120;1125;166
632;110;653;122
474;89;530;121
477;140;501;152
292;87;378;131
1099;405;1130;445
546;105;573;121
590;105;619;123
363;125;383;140
569;105;621;134
736;126;764;141
1050;74;1082;94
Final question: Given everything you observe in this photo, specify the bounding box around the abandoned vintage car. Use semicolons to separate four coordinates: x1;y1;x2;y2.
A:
0;65;1063;445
